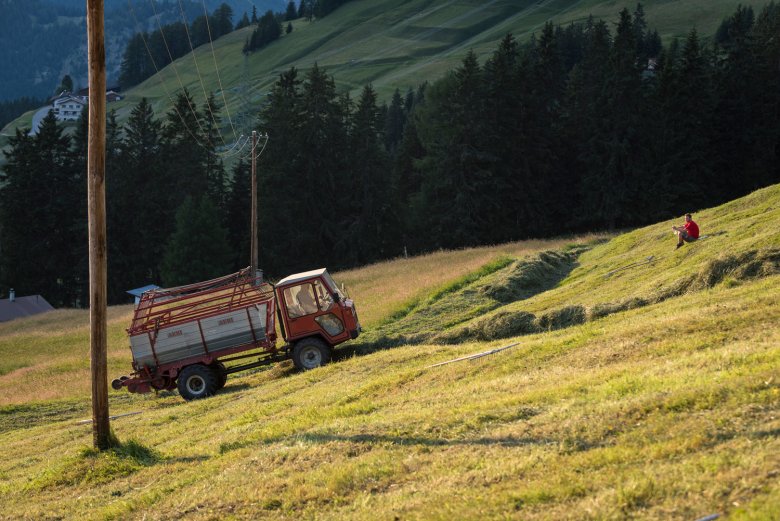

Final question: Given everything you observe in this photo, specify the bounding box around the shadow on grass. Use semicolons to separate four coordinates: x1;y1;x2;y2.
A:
292;432;560;449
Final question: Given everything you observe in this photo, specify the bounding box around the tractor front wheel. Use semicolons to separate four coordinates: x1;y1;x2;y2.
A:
292;337;331;371
177;364;218;400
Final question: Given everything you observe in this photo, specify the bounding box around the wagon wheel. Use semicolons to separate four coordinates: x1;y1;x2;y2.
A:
177;364;218;400
210;362;228;390
150;375;174;391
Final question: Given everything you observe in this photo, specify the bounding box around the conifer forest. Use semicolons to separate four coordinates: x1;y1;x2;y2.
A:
1;4;778;307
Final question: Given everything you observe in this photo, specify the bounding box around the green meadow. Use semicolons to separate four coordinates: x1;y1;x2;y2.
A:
1;0;771;144
0;184;778;519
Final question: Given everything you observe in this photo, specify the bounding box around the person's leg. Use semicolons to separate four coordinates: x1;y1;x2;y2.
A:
676;230;690;248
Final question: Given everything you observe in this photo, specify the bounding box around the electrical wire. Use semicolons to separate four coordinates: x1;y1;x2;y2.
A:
127;0;212;152
250;132;269;161
176;0;228;147
200;0;238;141
148;0;215;146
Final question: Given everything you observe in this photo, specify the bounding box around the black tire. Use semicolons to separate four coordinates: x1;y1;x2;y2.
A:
177;364;218;400
292;337;331;371
210;362;228;390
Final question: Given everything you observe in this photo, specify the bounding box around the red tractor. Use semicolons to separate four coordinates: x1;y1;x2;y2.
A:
112;267;360;400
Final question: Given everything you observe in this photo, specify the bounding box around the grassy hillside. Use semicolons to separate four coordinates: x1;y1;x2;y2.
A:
0;185;778;519
0;0;770;145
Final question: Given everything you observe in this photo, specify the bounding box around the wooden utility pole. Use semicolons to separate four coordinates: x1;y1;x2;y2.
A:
86;0;111;450
250;130;258;277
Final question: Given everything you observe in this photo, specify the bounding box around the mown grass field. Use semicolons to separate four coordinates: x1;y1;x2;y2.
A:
0;185;778;520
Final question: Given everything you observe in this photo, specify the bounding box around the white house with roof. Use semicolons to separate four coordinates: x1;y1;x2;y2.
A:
52;94;87;121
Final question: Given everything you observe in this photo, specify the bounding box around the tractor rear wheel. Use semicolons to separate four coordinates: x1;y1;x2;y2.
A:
177;364;218;400
292;337;331;371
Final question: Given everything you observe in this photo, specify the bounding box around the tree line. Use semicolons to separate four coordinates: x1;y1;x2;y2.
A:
258;3;779;269
119;3;236;89
1;3;778;307
120;0;356;89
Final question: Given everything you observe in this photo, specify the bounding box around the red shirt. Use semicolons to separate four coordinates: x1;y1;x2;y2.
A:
684;220;699;239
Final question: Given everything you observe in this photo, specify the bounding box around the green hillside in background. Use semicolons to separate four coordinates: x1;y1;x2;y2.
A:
0;184;778;519
0;0;770;143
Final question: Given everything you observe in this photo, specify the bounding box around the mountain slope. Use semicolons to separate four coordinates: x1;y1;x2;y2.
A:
0;185;778;519
1;0;770;143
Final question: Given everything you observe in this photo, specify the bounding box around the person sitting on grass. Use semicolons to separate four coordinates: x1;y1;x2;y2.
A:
673;213;700;249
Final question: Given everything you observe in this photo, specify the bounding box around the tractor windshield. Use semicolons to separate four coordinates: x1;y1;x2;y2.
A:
322;271;346;300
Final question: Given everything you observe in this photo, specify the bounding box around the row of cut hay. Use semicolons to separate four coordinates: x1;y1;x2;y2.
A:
435;247;780;344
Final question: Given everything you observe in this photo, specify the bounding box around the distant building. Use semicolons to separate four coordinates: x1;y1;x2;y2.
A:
127;285;161;306
50;87;123;122
0;292;55;323
106;90;123;102
53;94;87;121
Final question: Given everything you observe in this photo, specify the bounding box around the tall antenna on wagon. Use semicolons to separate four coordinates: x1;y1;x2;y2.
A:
86;0;112;450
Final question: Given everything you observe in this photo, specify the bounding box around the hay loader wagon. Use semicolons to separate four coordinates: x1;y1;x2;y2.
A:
112;267;360;400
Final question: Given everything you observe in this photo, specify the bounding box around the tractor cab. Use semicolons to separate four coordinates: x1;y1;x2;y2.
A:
275;268;361;369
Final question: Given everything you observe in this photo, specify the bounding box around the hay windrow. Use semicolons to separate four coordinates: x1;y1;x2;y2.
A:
432;248;780;344
360;248;583;344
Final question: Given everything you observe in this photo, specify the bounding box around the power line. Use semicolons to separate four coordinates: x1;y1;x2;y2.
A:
200;0;238;141
174;0;228;147
147;0;215;146
126;0;212;152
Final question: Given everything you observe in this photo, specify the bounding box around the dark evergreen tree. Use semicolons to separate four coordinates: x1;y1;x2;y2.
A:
651;29;717;213
384;88;406;155
117;98;167;287
162;89;210;201
119;33;154;89
256;67;305;273
415;51;494;248
712;4;778;197
579;9;646;228
213;3;234;38
161;196;233;286
225;158;252;270
202;92;228;210
0;112;79;306
343;84;399;263
286;1;298;21
236;12;251;30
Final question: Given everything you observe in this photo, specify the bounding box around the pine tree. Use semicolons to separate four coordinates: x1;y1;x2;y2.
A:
118;98;167;287
384;89;406;155
256;67;304;274
482;34;529;240
0;112;79;306
161;196;233;286
579;9;646;228
415;51;493;249
343;84;398;263
286;1;297;21
651;29;717;213
202;92;228;210
162;89;210;201
236;12;250;30
712;4;776;197
225;158;252;270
